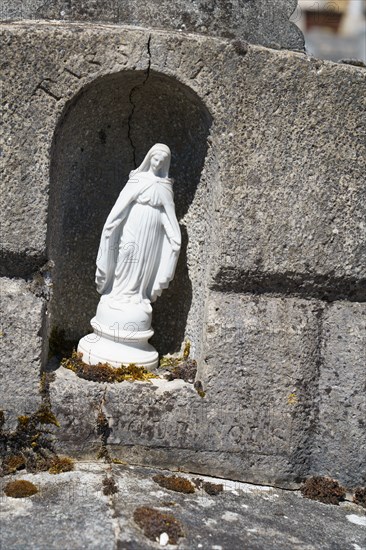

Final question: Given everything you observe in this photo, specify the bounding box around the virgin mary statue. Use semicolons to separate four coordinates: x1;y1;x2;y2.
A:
77;144;181;368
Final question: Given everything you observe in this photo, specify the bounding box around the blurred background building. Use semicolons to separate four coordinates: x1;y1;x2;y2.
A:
292;0;366;63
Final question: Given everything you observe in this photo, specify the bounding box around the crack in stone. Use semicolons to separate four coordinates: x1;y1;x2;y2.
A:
127;34;152;168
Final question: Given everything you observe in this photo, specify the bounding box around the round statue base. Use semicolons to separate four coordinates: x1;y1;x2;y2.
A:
77;298;159;369
78;330;158;369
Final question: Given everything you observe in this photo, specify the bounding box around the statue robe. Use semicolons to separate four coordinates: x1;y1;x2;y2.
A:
96;172;181;304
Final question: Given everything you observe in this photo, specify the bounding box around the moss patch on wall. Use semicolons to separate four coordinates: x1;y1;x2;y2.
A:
134;506;184;544
153;474;195;494
301;476;346;505
4;479;38;498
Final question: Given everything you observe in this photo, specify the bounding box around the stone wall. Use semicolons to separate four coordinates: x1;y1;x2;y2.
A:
1;20;365;487
1;0;304;50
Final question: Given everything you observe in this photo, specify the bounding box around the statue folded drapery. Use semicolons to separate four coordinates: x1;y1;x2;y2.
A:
77;143;181;368
96;143;181;306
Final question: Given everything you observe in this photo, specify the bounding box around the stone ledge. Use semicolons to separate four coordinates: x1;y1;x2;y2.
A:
0;0;304;51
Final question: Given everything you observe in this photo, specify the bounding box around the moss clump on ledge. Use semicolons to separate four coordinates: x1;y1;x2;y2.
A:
0;406;61;476
159;340;198;384
193;478;223;495
2;455;26;475
61;351;158;383
153;474;195;494
353;487;366;508
4;480;38;498
134;506;184;544
102;476;118;496
48;456;74;475
301;476;346;505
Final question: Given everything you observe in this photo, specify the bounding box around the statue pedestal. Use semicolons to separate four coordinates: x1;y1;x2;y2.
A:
77;297;159;369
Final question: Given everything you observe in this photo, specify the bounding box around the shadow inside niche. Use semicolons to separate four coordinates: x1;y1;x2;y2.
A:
151;226;191;356
48;69;211;356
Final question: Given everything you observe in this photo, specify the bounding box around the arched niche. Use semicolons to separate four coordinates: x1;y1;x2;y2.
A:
48;69;212;355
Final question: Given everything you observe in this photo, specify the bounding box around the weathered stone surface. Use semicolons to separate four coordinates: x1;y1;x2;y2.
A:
199;292;322;485
0;463;115;550
311;302;366;488
49;293;324;488
0;23;149;279
1;24;364;345
1;462;365;549
49;367;106;456
1;22;365;487
205;53;366;301
0;277;45;429
1;0;304;51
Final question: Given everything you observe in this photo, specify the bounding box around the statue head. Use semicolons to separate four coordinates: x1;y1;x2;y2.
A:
131;144;172;180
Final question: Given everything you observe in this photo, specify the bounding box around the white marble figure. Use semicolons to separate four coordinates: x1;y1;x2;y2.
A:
78;144;181;368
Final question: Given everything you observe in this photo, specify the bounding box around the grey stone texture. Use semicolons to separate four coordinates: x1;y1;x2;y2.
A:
1;0;304;51
0;277;46;429
1;21;365;487
49;367;107;457
1;462;366;549
311;302;366;487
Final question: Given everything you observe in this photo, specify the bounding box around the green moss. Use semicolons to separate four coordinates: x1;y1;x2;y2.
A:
183;340;190;360
134;506;184;544
111;458;128;465
0;407;60;476
4;480;38;498
17;415;31;427
153;474;195;494
48;456;74;474
159;340;199;384
36;404;60;427
194;381;206;398
61;351;158;383
2;455;26;474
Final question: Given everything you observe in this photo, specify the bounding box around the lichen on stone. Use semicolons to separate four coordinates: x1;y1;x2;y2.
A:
111;458;128;465
153;474;195;494
4;479;38;498
61;351;158;383
133;506;184;544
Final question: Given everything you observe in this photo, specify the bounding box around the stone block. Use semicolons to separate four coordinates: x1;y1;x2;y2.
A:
49;367;107;457
207;51;366;302
1;0;304;51
311;302;366;487
200;291;321;485
0;23;149;278
46;292;321;487
0;277;45;429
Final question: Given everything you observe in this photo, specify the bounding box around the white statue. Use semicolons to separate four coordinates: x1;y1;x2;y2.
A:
78;144;181;368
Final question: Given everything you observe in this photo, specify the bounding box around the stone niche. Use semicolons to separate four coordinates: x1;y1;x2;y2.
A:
48;69;213;355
